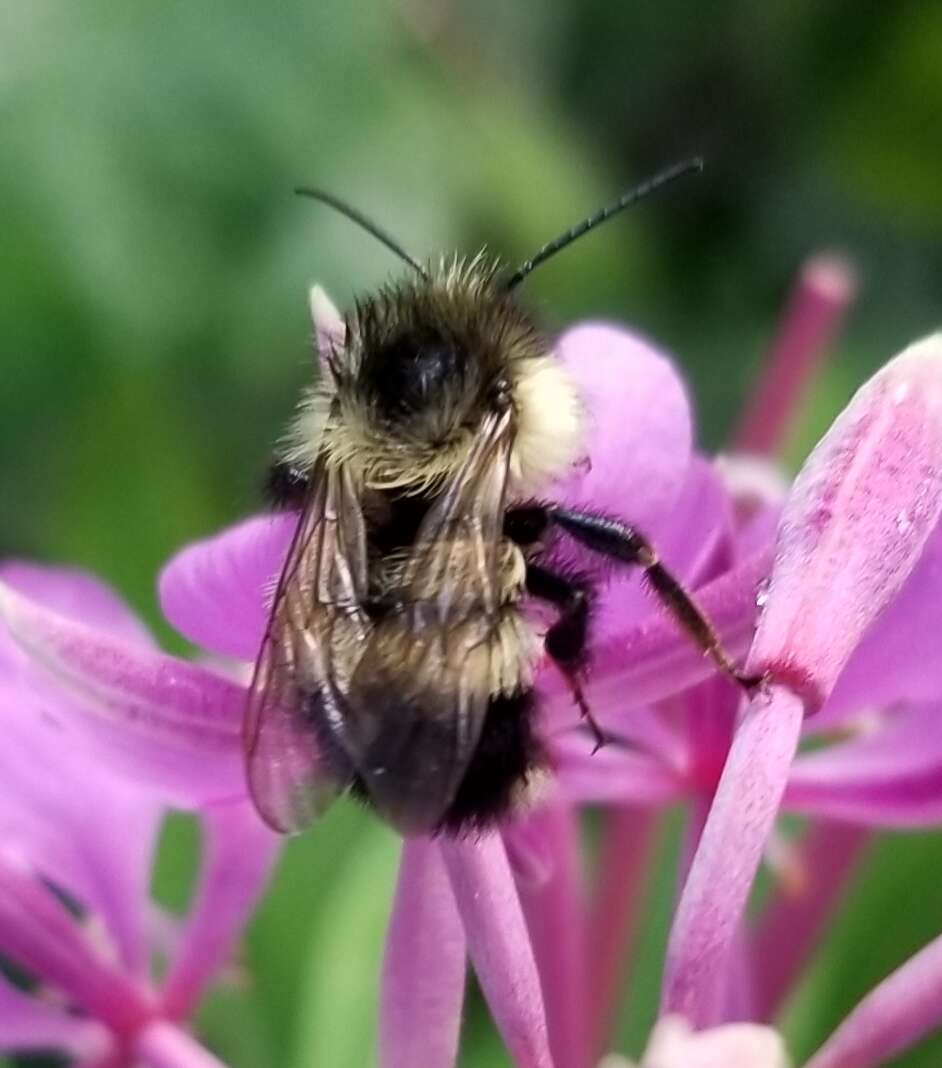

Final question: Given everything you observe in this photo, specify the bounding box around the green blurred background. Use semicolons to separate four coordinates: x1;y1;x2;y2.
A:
2;3;941;1066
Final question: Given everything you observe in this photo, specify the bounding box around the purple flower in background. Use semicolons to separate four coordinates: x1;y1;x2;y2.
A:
0;565;276;1068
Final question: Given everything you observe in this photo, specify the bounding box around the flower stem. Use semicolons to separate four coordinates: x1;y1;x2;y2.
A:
661;685;805;1027
805;932;942;1068
441;834;555;1068
161;804;277;1020
135;1022;230;1068
514;802;590;1068
380;838;466;1068
734;254;857;456
587;806;658;1059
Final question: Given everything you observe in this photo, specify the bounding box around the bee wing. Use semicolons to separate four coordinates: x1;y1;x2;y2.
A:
244;459;371;833
341;411;515;834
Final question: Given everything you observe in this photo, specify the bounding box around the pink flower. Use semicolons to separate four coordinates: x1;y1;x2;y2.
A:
0;564;277;1067
1;306;761;1067
9;261;942;1068
158;313;721;1068
663;333;942;1030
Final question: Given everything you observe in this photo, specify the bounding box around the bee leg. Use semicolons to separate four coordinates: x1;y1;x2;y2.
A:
264;460;310;510
544;507;762;692
525;563;607;751
504;504;551;547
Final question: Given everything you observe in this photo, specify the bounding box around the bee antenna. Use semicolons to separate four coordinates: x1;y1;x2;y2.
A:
502;157;704;291
294;187;430;281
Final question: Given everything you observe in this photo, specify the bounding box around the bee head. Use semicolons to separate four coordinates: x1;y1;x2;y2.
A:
313;262;584;494
290;162;703;494
359;322;474;430
347;265;534;452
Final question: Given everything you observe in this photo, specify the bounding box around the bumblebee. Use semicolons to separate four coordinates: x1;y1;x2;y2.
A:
244;161;755;836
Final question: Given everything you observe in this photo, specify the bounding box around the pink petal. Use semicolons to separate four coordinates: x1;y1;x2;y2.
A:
551;734;683;806
439;834;553;1068
649;457;737;580
504;817;556;890
0;580;247;806
749;333;942;711
0;854;153;1033
161;801;278;1019
380;838;466;1068
597;704;688;772
588;456;736;643
84;801;162;978
0;562;154;647
786;703;942;825
507;802;589;1068
158;513;296;660
821;524;942;726
552;324;692;524
0;683;161;975
804;933;942;1068
679;677;738;793
714;454;790;520
135;1021;232;1068
0;979;106;1054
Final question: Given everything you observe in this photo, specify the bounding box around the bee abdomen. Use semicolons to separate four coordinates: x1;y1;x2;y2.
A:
309;683;545;835
438;689;545;832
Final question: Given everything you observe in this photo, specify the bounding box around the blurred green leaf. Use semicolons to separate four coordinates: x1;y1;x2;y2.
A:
243;802;375;1064
289;817;400;1068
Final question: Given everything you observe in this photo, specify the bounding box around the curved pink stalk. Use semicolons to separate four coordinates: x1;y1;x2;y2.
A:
0;857;155;1035
161;803;277;1020
380;838;466;1068
735;253;857;455
440;835;554;1068
135;1021;231;1068
662;685;805;1026
511;802;589;1068
587;807;658;1058
0;980;105;1054
805;933;942;1068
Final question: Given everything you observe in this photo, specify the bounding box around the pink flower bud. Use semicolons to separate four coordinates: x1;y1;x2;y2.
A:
751;332;942;711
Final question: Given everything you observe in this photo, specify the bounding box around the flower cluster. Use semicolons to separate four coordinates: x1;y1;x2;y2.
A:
4;256;942;1068
0;563;277;1066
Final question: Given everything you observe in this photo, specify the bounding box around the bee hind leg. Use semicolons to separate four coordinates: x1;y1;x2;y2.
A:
544;506;762;691
525;563;607;752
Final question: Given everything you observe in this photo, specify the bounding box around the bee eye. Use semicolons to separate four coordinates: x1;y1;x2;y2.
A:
492;376;512;410
365;328;467;421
